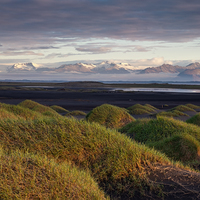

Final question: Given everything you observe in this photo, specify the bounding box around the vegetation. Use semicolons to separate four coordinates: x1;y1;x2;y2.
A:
18;100;61;117
127;104;157;115
187;113;200;126
50;105;69;113
1;101;200;199
119;117;200;163
86;104;135;128
0;149;107;200
65;110;86;116
129;108;150;115
171;105;196;112
156;110;189;117
0;115;170;199
185;103;200;110
0;102;43;120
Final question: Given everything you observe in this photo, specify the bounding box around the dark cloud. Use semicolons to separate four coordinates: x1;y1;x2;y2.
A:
0;0;200;44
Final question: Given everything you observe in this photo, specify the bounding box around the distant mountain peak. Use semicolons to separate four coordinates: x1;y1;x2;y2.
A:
8;62;38;72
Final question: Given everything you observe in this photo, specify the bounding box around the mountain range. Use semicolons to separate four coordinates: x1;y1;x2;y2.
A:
7;61;200;80
8;61;137;74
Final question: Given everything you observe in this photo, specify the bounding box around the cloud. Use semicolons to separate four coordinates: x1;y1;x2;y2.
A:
76;46;112;54
24;46;59;50
0;51;44;56
45;53;80;59
125;46;152;53
1;0;200;44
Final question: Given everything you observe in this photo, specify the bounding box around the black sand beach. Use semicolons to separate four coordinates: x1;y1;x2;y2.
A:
1;89;200;111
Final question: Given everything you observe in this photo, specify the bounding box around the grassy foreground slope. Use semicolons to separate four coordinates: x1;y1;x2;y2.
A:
120;117;200;163
0;149;107;200
1;101;200;199
86;104;135;128
0;117;170;199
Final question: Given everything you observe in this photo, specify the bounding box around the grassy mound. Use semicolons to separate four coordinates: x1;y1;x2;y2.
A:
18;100;61;117
127;104;157;114
86;104;135;128
50;105;69;113
65;110;86;116
0;150;107;200
148;134;200;162
156;110;189;117
171;105;196;112
0;103;43;120
185;104;200;110
144;104;158;110
187;113;200;126
0;116;171;199
120;117;200;163
129;108;150;115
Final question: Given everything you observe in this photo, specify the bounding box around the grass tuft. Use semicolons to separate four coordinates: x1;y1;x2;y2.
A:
18;100;61;117
86;104;135;128
50;105;69;113
0;149;108;200
171;105;196;112
65;110;86;116
127;104;157;115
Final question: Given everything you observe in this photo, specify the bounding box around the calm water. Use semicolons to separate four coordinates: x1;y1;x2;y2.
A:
113;88;200;93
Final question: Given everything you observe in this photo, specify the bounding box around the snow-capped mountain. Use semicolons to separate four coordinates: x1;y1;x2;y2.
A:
8;63;39;72
7;61;138;74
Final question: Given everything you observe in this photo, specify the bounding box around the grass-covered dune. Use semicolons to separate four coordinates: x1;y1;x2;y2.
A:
0;102;44;120
171;105;196;112
65;110;86;116
127;104;158;115
86;104;135;128
156;110;189;117
120;117;200;163
1;101;200;199
0;149;107;200
0;116;170;199
18;100;61;118
187;113;200;126
50;105;69;113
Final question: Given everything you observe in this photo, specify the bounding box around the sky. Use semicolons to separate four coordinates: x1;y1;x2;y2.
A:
0;0;200;78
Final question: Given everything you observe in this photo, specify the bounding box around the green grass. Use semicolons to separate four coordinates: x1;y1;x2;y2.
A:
0;116;171;199
171;105;196;112
86;104;135;128
129;108;150;115
0;102;43;120
187;113;200;126
65;110;86;116
127;104;157;115
18;100;61;117
50;105;69;113
1;101;200;199
156;110;189;117
0;149;108;200
185;104;200;110
148;134;200;162
119;117;200;163
144;104;158;110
